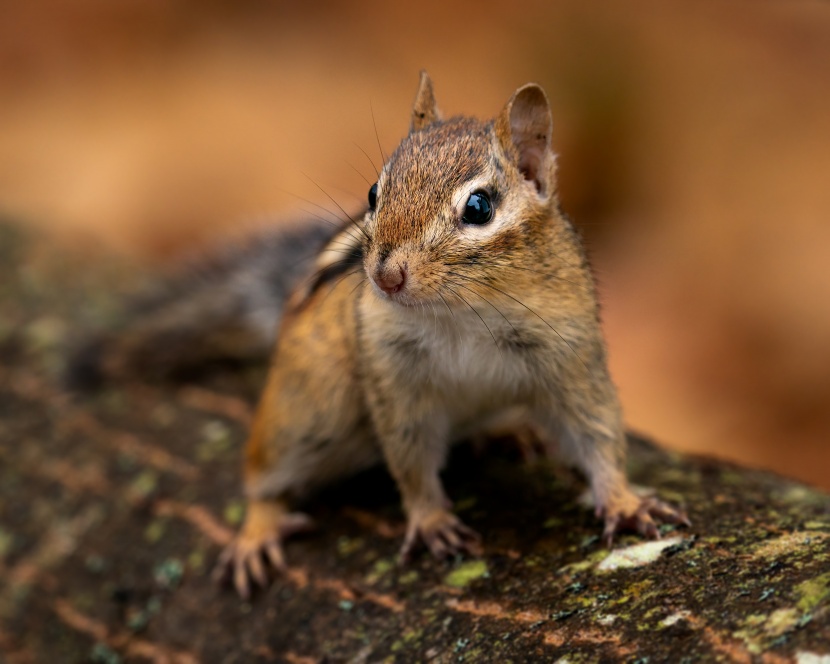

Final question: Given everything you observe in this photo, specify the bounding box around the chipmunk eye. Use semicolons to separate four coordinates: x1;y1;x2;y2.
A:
368;183;378;210
462;191;493;225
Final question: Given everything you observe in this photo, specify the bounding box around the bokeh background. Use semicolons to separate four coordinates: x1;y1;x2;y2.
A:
2;0;829;488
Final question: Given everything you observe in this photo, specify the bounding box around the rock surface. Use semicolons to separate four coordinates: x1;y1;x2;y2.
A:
1;222;829;663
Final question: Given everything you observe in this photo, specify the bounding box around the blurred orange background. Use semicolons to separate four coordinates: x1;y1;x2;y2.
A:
2;0;829;488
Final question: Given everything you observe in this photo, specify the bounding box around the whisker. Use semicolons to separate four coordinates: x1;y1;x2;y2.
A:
295;207;346;230
277;238;357;274
302;172;372;243
353;141;380;178
448;272;588;372
326;183;367;207
445;258;587;285
429;285;456;321
346;160;372;186
425;294;438;340
442;282;503;360
245;221;359;279
278;187;346;225
439;289;464;348
421;283;463;348
321;268;366;306
417;298;431;342
294;253;364;292
499;263;588;291
320;235;366;254
370;101;387;164
271;217;366;274
446;278;518;336
344;273;368;300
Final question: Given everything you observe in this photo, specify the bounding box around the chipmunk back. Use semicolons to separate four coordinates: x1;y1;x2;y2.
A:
212;72;688;598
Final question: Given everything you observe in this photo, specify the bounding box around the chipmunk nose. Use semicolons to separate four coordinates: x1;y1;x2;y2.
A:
373;262;407;295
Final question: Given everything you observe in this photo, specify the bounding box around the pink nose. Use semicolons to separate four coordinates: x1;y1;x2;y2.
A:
374;265;406;295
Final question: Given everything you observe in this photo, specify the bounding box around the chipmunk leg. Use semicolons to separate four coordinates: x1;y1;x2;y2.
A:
545;380;690;545
561;427;688;545
214;317;374;596
213;397;318;599
215;407;377;597
212;268;380;597
371;411;481;561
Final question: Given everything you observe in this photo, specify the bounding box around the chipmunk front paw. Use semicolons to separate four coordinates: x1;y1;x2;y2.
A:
400;507;482;562
212;500;314;599
598;491;690;547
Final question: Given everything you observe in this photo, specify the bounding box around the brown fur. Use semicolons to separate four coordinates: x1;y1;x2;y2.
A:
217;73;688;599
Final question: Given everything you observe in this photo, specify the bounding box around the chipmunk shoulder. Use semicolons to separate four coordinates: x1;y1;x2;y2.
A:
216;72;689;598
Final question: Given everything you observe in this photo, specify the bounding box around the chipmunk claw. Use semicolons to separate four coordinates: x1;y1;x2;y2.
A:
400;508;482;562
213;503;314;599
212;533;286;599
600;494;690;548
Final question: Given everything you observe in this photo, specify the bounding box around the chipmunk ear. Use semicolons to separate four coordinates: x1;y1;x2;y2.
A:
411;70;441;132
496;84;555;196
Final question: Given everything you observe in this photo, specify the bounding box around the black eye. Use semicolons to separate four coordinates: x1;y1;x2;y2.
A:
368;183;378;210
462;191;493;225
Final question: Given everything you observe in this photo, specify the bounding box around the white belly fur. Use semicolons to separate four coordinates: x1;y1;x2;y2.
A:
386;306;536;435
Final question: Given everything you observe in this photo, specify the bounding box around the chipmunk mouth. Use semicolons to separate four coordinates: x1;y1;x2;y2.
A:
369;276;439;309
369;279;419;307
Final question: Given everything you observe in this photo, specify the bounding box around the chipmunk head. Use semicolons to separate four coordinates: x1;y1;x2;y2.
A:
364;71;559;308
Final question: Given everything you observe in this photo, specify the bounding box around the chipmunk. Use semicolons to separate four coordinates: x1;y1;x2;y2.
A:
68;72;688;599
209;72;689;597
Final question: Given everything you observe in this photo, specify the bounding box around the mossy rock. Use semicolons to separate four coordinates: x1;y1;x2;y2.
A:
1;220;829;663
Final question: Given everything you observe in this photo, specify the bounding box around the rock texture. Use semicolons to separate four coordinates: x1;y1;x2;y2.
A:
1;222;829;663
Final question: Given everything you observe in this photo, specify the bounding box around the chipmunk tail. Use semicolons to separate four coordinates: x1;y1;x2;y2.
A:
64;220;335;390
